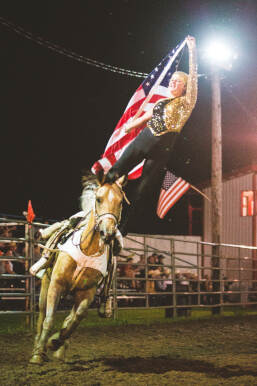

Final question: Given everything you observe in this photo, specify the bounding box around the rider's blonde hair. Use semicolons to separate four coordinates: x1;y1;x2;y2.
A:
170;71;188;86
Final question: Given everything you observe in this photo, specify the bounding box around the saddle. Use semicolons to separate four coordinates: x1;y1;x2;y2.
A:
34;214;88;278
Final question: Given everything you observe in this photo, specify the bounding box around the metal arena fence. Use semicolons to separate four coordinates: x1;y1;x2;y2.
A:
1;217;257;327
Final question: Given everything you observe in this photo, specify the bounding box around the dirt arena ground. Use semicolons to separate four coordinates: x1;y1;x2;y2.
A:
1;315;257;385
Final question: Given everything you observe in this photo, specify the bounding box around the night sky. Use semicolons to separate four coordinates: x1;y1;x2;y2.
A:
0;0;257;233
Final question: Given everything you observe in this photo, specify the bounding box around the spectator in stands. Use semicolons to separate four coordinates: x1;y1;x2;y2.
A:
222;276;232;303
146;254;161;305
155;269;170;292
118;257;136;289
0;226;12;238
0;226;17;251
201;274;213;305
0;248;16;291
157;255;164;264
5;249;16;274
134;255;146;291
8;242;19;257
0;227;9;250
157;255;166;274
0;251;15;275
33;244;42;260
148;254;162;279
124;257;136;289
148;253;159;271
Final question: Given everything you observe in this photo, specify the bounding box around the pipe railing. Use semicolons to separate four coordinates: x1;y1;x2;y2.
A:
1;218;257;325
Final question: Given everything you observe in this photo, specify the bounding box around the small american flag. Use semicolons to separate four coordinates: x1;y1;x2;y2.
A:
92;39;186;180
157;171;191;219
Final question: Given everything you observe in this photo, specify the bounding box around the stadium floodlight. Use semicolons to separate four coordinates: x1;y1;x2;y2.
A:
202;40;238;70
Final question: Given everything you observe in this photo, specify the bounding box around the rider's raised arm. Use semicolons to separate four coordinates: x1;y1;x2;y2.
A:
185;36;198;109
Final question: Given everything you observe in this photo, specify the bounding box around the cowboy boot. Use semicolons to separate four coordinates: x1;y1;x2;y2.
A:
29;254;49;276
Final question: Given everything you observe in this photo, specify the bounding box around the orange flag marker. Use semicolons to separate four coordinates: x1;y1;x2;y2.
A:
27;200;35;223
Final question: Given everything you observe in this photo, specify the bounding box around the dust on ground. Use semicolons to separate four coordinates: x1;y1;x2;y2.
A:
1;315;257;385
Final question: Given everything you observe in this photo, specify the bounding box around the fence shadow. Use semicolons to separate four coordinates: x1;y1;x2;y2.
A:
104;355;257;379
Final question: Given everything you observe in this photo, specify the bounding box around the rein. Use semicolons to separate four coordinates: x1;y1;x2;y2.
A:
93;180;126;231
95;213;119;231
115;181;130;205
80;202;120;248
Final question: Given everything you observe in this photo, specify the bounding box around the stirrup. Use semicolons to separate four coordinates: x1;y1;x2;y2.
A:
36;269;46;279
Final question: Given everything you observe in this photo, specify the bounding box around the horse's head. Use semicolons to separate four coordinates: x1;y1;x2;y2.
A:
95;175;126;244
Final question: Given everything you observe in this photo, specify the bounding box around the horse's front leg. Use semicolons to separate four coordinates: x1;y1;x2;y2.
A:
33;273;50;348
47;287;97;362
48;268;102;360
30;279;64;364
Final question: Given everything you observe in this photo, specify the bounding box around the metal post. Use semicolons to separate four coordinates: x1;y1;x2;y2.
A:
30;224;36;329
252;172;257;288
113;257;118;320
171;239;176;317
197;242;201;306
238;247;241;307
211;67;222;314
145;244;149;309
24;224;31;327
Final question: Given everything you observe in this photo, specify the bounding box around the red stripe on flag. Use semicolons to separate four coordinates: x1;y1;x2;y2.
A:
157;183;190;218
158;182;189;216
158;178;187;214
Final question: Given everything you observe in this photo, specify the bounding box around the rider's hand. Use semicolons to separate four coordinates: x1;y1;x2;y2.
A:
124;123;132;134
186;36;196;49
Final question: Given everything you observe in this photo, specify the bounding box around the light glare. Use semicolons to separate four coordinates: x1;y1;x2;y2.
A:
203;40;237;69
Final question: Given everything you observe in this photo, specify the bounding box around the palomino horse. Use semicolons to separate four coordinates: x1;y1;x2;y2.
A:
30;173;125;365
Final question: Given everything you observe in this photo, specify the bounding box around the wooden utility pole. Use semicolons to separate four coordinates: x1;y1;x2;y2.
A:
211;67;222;314
252;173;257;287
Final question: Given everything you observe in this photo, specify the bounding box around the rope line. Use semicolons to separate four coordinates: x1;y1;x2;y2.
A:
0;16;148;79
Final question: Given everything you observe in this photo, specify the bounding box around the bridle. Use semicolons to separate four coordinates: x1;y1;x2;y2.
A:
95;212;120;232
94;182;124;232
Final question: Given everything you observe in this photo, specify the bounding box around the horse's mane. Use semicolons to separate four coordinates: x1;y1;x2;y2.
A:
80;171;100;213
81;170;100;188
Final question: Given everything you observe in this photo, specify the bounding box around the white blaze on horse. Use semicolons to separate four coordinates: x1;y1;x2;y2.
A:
29;173;126;365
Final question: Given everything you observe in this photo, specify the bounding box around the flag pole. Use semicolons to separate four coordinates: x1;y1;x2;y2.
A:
190;184;211;202
133;39;187;120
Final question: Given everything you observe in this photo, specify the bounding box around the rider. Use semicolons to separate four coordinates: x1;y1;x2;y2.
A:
29;212;85;276
30;211;124;277
104;36;197;235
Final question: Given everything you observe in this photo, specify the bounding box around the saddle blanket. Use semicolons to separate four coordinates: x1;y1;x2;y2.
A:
58;227;108;277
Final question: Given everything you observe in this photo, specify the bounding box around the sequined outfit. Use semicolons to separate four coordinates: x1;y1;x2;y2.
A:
105;44;197;235
148;46;197;136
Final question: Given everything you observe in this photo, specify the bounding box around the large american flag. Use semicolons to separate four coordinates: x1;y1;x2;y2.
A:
157;171;191;219
91;39;186;179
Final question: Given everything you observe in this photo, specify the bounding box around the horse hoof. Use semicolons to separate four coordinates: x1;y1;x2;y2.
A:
98;304;105;318
47;332;63;351
29;353;48;365
47;338;63;351
98;299;113;318
53;341;69;362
